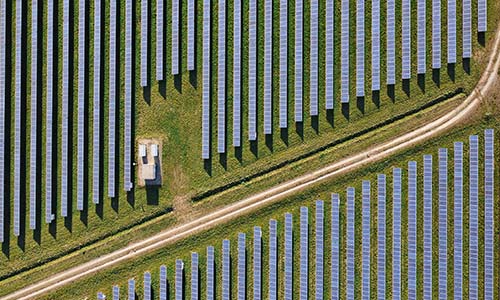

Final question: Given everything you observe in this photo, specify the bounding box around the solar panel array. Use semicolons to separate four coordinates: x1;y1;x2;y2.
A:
417;0;426;74
331;194;340;300
128;279;135;300
340;0;349;103
386;0;396;85
463;0;472;58
448;0;457;64
432;0;441;69
30;0;39;230
264;0;272;134
222;240;230;300
60;0;70;216
207;246;214;300
232;0;241;147
237;234;245;300
315;201;324;300
269;220;277;300
408;162;417;300
284;213;293;300
0;0;5;242
14;0;22;236
453;143;463;299
77;0;86;209
176;260;183;300
108;0;117;198
294;0;303;122
484;129;494;300
346;187;355;300
202;0;210;159
45;0;55;222
187;0;196;71
248;0;257;140
93;0;102;204
356;0;365;97
217;0;226;153
438;148;447;300
141;0;148;87
171;0;180;75
124;0;133;190
478;0;487;32
393;168;401;300
325;0;334;108
362;181;370;300
113;285;120;300
299;207;308;300
279;0;288;126
191;253;199;300
377;175;386;300
156;0;164;80
144;272;151;300
469;136;479;300
160;265;167;300
371;0;380;91
310;0;319;116
254;227;262;300
402;0;411;79
423;154;433;300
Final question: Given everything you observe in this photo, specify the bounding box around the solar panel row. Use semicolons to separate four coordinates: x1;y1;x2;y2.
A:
462;0;472;58
299;207;308;300
423;154;433;300
325;0;334;108
453;143;463;300
417;0;426;74
340;0;349;103
264;0;272;133
438;148;447;300
108;0;117;198
356;0;365;97
331;194;340;300
484;129;494;300
233;0;241;147
30;0;39;230
237;234;245;300
469;136;478;300
191;253;199;300
346;188;355;299
141;0;148;87
128;279;135;300
279;0;288;126
207;246;214;300
77;0;86;208
284;213;293;300
315;201;324;300
46;0;55;221
60;0;70;217
160;265;167;300
124;0;133;190
0;0;5;242
478;0;487;32
377;175;386;300
217;0;226;153
408;162;417;300
294;0;303;122
362;181;370;300
202;0;210;159
14;0;22;236
432;0;441;69
269;220;278;300
448;0;457;64
156;0;164;80
187;0;196;71
393;168;402;300
144;271;151;300
93;0;102;204
310;0;318;116
254;227;262;300
171;0;180;75
402;0;411;79
371;0;380;91
222;240;230;300
248;0;257;140
386;0;396;85
113;285;120;300
176;260;183;300
97;292;105;300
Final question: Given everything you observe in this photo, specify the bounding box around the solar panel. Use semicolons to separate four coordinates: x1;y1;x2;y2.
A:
331;194;340;300
300;207;308;300
438;148;447;300
171;0;180;74
469;136;478;300
448;0;457;64
340;0;349;103
393;168;401;300
98;292;105;300
284;213;293;300
408;162;417;300
346;187;355;300
402;0;411;79
93;0;102;204
254;227;262;300
202;0;210;158
315;201;324;300
294;0;303;122
0;0;5;242
279;0;288;126
362;181;370;300
77;0;86;208
484;129;494;300
248;0;257;139
310;0;318;116
417;0;426;74
30;0;39;230
386;0;396;84
356;0;365;97
141;0;148;87
128;279;135;300
217;0;226;153
160;265;167;300
191;253;199;300
14;0;22;236
176;260;183;300
108;0;117;198
325;0;334;108
264;0;272;133
124;0;133;190
478;0;487;32
462;0;472;58
207;246;214;300
423;155;433;300
432;0;441;69
187;0;195;71
371;0;380;91
156;0;164;79
113;285;120;300
222;240;230;300
144;272;151;300
377;175;386;300
233;0;241;147
453;143;463;300
269;220;278;300
46;0;56;220
237;234;246;300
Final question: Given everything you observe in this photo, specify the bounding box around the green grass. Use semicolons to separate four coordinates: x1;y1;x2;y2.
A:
32;103;500;300
1;0;499;290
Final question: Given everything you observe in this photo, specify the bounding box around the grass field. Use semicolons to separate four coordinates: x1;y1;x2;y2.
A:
31;98;500;300
0;0;498;291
